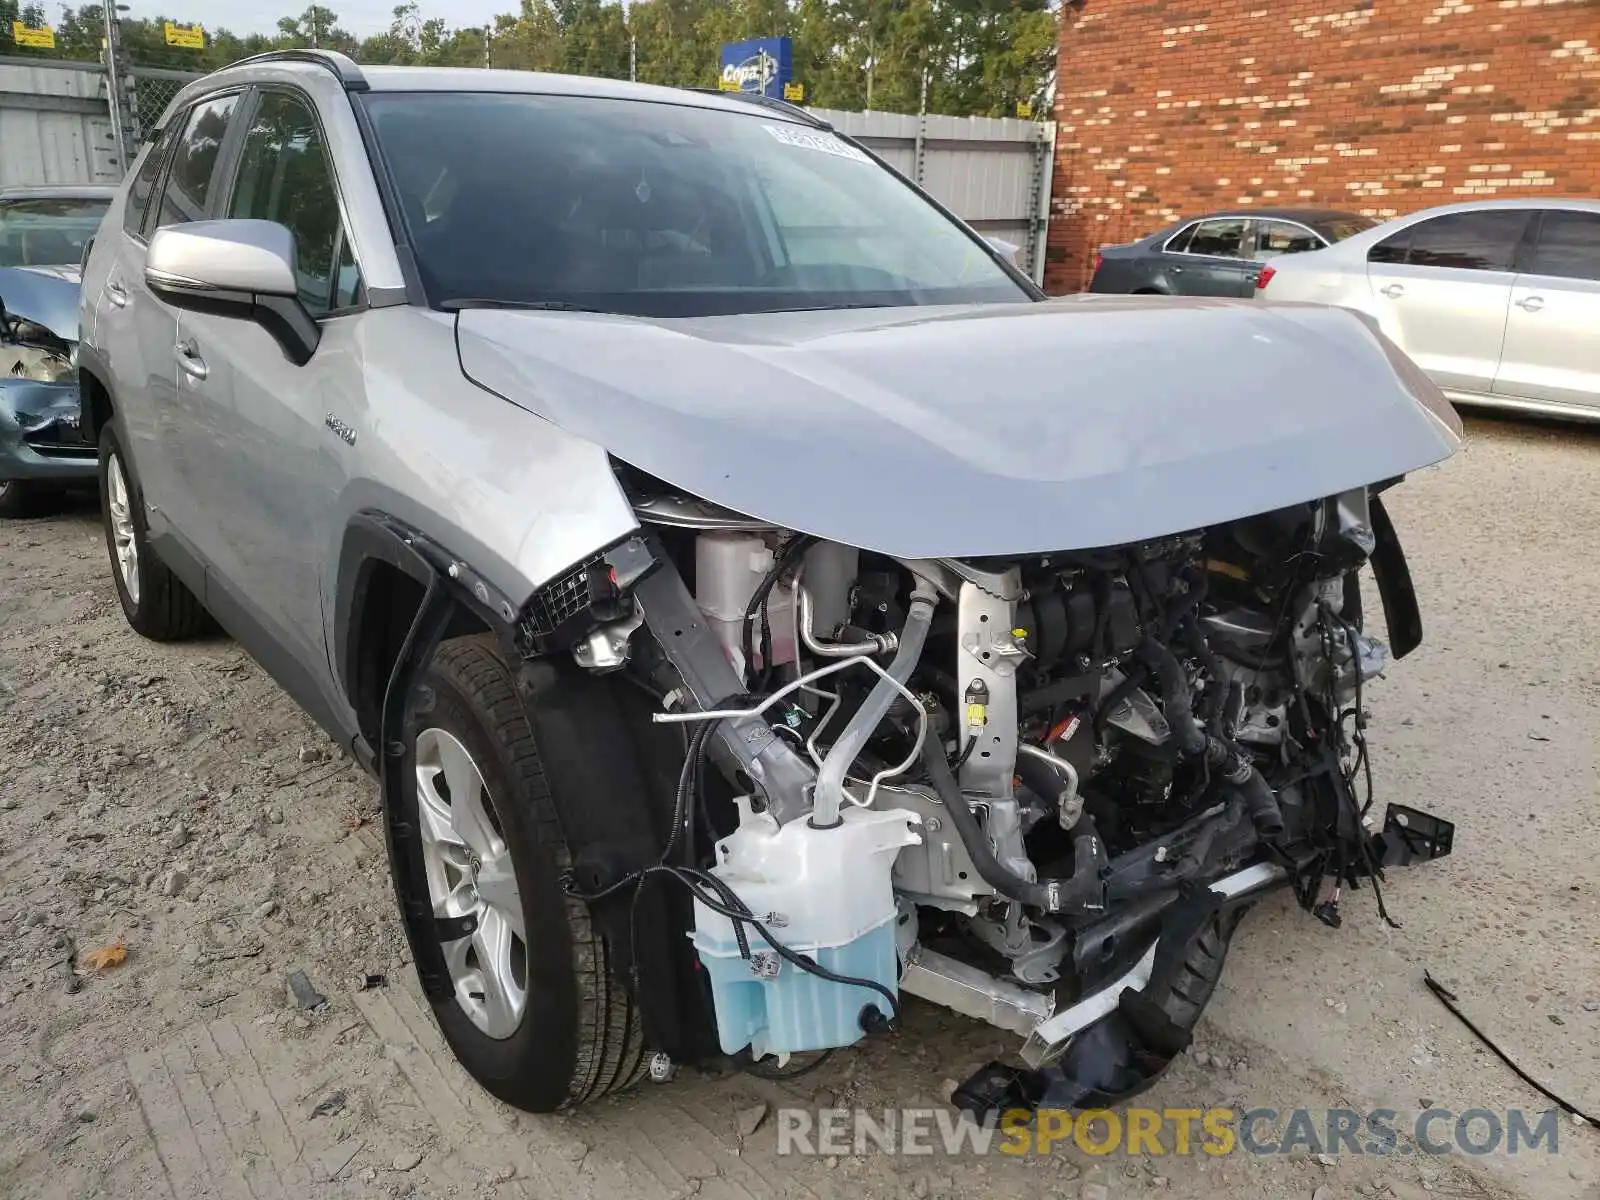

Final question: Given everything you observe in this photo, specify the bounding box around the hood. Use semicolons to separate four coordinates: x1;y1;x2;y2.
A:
0;265;82;343
456;296;1463;559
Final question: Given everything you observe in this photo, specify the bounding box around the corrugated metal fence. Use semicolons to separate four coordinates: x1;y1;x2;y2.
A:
0;56;200;188
0;57;122;185
0;60;1056;284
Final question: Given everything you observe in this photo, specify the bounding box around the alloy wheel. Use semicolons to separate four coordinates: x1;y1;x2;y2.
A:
415;727;528;1039
106;453;139;605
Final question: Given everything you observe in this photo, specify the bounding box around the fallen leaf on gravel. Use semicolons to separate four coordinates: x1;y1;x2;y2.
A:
342;812;369;831
79;943;127;971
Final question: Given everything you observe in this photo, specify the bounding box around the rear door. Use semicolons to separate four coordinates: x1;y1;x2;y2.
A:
94;118;186;523
1165;218;1256;296
1493;209;1600;412
127;91;245;544
1364;209;1531;394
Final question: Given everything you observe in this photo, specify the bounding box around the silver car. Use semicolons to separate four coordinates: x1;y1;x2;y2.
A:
79;51;1462;1116
1258;198;1600;421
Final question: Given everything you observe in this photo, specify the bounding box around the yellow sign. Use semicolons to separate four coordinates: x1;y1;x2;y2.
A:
163;22;206;49
717;78;741;92
11;21;56;49
783;81;805;103
1016;100;1034;119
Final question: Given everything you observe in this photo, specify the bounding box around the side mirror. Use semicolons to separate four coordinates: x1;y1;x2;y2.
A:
145;220;318;366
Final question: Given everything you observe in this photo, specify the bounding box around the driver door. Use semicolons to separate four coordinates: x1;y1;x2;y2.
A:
178;86;365;688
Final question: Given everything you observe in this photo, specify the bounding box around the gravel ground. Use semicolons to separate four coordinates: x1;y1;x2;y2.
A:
0;414;1596;1200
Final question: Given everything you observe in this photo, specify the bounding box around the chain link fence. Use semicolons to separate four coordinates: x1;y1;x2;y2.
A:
126;67;202;145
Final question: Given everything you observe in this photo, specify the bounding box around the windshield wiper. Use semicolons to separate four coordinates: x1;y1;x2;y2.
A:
440;298;615;314
763;301;896;313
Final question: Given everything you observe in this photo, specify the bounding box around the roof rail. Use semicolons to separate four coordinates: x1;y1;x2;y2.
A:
224;49;369;92
686;87;830;129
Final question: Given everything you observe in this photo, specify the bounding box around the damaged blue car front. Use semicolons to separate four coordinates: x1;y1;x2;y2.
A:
0;184;112;517
0;264;97;516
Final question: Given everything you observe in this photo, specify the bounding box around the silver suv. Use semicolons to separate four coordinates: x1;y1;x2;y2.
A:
80;51;1463;1115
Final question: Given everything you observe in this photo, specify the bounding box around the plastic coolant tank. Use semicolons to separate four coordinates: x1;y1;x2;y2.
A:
692;800;922;1060
694;532;795;676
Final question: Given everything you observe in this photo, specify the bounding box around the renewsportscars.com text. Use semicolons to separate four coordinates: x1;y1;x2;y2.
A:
775;1107;1565;1158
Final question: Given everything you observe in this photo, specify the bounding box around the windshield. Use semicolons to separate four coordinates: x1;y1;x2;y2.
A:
0;197;108;267
362;92;1034;317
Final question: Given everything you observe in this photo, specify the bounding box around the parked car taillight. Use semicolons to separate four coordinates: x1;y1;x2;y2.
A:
1093;251;1103;275
1255;264;1276;290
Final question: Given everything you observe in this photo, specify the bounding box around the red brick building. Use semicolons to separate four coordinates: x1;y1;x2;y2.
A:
1043;0;1600;292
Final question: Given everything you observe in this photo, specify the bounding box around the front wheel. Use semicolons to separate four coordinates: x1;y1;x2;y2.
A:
400;636;645;1111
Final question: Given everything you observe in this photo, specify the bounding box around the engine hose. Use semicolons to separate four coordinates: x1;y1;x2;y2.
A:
1179;612;1229;728
1158;568;1208;638
1227;762;1285;840
919;736;1107;915
1137;636;1207;757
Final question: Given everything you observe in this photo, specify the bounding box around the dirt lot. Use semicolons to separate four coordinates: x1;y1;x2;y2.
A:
0;414;1596;1200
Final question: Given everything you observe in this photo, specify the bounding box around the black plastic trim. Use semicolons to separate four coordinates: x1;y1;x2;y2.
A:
1367;493;1423;660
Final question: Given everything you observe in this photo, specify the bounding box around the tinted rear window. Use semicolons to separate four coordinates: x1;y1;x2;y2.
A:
1525;210;1600;282
1378;210;1530;272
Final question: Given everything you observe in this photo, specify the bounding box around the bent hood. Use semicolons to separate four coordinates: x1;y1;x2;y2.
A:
456;296;1462;558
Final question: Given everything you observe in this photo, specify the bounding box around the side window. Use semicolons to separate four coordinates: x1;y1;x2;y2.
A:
156;94;241;230
227;91;362;315
1401;211;1528;272
1186;218;1246;259
1368;228;1411;265
1524;210;1600;282
123;120;185;238
1164;224;1196;254
1255;220;1322;261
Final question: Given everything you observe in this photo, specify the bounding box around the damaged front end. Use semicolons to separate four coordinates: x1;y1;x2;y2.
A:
520;470;1457;1111
0;266;95;493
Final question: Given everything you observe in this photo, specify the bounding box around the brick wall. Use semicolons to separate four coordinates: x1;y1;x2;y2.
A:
1043;0;1600;292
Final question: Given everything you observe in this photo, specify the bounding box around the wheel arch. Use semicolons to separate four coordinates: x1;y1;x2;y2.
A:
332;511;515;754
76;345;117;446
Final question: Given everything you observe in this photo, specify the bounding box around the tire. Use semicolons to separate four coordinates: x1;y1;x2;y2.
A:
0;478;62;519
403;635;645;1112
98;422;211;641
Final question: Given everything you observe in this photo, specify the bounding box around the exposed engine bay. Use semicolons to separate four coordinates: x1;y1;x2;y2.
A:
534;472;1455;1108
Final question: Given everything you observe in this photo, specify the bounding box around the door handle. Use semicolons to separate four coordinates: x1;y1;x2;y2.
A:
175;339;208;381
1515;296;1544;312
1171;266;1184;274
1380;283;1405;299
105;279;129;308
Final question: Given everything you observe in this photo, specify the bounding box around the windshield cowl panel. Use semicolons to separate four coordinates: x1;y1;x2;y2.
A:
361;92;1035;319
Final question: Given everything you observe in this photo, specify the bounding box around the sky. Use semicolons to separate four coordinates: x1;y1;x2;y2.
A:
122;2;513;39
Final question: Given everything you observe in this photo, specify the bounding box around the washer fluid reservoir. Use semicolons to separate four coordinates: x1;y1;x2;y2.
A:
692;799;921;1059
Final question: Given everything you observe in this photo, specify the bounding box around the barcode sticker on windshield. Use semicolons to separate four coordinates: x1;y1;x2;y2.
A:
763;124;872;164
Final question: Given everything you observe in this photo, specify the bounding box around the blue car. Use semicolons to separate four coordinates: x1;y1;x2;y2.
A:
0;184;115;517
